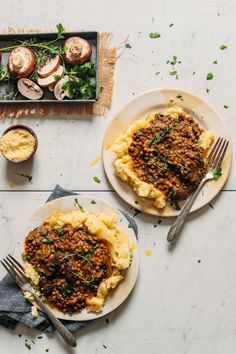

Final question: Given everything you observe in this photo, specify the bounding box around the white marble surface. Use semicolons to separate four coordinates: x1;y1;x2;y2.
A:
0;1;236;353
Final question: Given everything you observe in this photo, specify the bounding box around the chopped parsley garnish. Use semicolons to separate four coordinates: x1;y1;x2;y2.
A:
149;32;161;38
125;43;132;48
132;208;141;218
42;238;54;244
168;186;177;196
208;203;214;209
100;86;104;93
45;349;49;353
15;173;33;183
74;198;84;212
57;226;64;235
193;71;196;75
206;72;214;80
154;220;162;227
213;60;218;64
150;125;173;145
25;343;31;350
173;200;181;211
37;336;43;339
220;45;227;50
169;23;174;27
170;55;177;65
91;200;97;204
213;167;222;180
206;88;210;93
93;176;101;183
169;70;178;79
134;200;139;204
50;223;57;228
176;94;183;101
224;105;228;109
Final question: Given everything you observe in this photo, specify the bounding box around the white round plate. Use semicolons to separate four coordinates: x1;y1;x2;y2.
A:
103;88;232;217
12;195;139;321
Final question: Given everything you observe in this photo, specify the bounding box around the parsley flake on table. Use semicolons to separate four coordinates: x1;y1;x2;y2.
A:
15;172;33;183
213;60;218;64
125;43;132;49
206;88;210;93
220;44;228;50
169;23;174;27
91;200;97;204
93;176;101;183
149;32;161;38
206;72;214;80
25;342;31;350
224;105;229;109
170;55;177;65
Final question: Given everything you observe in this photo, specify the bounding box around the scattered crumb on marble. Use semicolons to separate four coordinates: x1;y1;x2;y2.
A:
90;155;101;166
145;249;152;256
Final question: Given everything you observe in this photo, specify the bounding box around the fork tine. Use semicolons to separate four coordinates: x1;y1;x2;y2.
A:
8;254;25;271
6;256;26;279
214;140;229;170
3;257;23;283
1;260;14;278
208;137;223;165
1;259;18;282
212;139;227;169
207;137;221;164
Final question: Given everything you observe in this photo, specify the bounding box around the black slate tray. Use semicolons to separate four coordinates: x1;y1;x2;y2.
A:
0;31;99;103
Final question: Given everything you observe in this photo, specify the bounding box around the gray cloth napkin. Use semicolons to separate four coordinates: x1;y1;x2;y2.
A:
0;185;138;332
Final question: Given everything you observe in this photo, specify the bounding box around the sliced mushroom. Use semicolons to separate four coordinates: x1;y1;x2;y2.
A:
17;78;43;100
38;54;61;78
64;36;92;65
37;65;64;88
54;76;73;100
8;47;36;78
48;82;56;91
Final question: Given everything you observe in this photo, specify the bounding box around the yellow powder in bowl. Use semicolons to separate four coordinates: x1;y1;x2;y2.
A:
0;128;36;162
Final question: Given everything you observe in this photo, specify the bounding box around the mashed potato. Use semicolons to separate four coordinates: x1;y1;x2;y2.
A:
113;107;214;209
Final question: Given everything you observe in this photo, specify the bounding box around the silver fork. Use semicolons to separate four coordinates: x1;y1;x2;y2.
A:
1;254;77;347
167;137;229;243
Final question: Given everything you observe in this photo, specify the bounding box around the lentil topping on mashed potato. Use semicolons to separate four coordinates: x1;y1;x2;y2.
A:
113;107;215;209
23;209;132;314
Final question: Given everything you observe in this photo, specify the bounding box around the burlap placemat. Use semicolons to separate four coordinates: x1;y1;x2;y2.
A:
0;28;117;118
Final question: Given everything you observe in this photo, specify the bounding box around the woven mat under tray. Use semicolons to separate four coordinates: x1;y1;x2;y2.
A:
0;28;116;118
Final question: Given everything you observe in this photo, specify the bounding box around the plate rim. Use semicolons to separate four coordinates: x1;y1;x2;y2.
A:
102;87;232;217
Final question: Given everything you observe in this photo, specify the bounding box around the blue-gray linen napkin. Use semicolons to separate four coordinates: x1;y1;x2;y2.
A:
0;185;138;332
